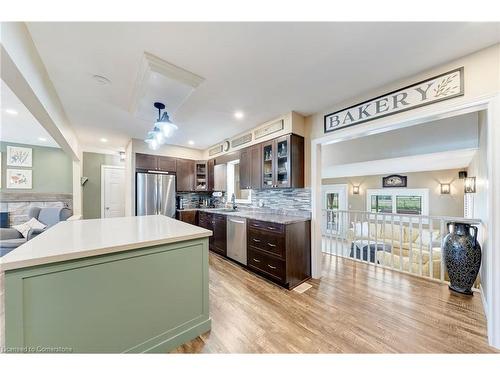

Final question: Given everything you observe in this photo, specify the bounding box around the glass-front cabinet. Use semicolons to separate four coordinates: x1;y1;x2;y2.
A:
262;141;275;188
262;135;293;189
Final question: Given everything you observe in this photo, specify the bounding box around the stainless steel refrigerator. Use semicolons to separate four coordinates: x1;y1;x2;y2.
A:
136;172;176;217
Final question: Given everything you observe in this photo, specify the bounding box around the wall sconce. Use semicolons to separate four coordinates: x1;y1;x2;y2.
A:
440;183;450;195
458;171;468;179
464;177;476;193
352;185;360;195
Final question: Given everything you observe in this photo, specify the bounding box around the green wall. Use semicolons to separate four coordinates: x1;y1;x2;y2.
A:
0;142;72;193
82;152;123;219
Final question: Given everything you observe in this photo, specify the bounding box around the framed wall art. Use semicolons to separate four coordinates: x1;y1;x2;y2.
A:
382;174;407;188
6;146;33;167
6;169;32;189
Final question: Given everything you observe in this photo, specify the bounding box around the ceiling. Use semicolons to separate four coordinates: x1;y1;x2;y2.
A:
0;80;59;148
26;22;500;150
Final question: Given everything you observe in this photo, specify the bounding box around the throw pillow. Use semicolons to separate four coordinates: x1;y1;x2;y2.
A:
415;229;441;247
13;217;47;238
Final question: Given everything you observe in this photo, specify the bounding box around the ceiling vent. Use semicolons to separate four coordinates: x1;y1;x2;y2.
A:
209;144;223;156
129;52;205;122
254;119;284;139
231;133;253;148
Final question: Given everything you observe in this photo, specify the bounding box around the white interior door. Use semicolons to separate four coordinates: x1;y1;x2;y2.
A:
321;184;348;235
102;165;125;218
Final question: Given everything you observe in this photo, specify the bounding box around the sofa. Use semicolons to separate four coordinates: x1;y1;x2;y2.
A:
0;207;72;256
346;221;445;280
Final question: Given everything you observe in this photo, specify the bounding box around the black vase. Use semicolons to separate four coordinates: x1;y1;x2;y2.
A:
443;222;481;295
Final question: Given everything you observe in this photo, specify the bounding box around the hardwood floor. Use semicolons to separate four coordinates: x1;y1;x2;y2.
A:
173;252;496;353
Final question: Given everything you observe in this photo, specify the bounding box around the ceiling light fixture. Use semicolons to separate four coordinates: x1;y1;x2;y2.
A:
4;109;18;116
145;102;177;150
188;140;194;145
234;111;244;119
100;138;108;143
38;137;47;142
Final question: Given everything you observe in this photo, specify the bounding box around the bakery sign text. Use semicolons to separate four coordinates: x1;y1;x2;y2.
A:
324;67;464;133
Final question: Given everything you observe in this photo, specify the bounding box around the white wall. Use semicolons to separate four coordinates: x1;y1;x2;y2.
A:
467;111;490;319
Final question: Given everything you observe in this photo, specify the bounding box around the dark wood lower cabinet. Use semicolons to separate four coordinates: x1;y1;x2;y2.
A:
176;210;198;225
198;212;226;257
198;212;310;289
212;214;227;256
246;219;311;289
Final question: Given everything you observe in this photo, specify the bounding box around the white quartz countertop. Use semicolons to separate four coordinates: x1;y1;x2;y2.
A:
0;215;212;272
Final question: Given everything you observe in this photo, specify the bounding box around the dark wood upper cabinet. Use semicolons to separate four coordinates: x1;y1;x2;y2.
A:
240;144;262;190
207;159;215;191
135;153;158;170
250;144;262;189
239;148;251;189
176;159;195;192
158;156;176;172
261;134;303;189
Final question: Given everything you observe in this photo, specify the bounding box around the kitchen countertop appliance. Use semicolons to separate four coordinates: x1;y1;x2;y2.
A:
227;216;247;265
136;171;176;217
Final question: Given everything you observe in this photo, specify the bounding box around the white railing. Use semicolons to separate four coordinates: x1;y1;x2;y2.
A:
322;209;482;283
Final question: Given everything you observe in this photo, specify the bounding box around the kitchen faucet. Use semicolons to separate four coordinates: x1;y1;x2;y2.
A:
231;193;237;210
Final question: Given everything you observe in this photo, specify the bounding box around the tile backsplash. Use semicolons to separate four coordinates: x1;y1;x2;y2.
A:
177;188;311;213
249;188;311;212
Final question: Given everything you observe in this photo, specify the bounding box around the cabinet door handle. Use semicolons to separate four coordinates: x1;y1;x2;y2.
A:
267;243;276;247
252;258;261;263
267;264;277;269
252;238;261;243
267;226;276;230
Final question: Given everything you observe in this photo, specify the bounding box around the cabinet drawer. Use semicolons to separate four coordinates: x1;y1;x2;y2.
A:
247;247;285;282
247;219;284;234
247;228;285;259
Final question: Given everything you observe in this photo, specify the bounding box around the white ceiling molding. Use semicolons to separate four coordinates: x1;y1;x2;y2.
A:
129;51;205;117
322;148;478;179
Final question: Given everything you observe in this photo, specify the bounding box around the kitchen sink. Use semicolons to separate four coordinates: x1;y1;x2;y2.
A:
208;208;239;213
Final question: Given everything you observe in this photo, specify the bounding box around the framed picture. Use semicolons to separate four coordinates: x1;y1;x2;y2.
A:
382;174;407;188
6;169;32;189
7;146;32;167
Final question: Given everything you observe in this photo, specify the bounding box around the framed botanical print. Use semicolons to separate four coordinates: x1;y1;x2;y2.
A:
7;146;32;167
6;169;32;189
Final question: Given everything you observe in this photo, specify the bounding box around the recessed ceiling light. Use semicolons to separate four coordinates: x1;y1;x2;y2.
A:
100;138;108;143
188;140;195;145
38;137;47;142
234;111;244;119
92;75;111;85
4;108;18;115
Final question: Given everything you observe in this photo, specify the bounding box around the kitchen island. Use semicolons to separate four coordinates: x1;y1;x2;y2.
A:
0;215;212;353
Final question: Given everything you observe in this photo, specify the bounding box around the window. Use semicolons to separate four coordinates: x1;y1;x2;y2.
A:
370;195;392;213
396;196;422;215
226;160;252;204
366;188;429;216
326;193;339;210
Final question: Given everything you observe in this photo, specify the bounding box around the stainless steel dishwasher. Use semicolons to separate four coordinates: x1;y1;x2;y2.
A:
226;216;247;265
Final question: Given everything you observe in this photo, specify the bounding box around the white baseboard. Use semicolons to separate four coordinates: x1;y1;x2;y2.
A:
479;284;493;347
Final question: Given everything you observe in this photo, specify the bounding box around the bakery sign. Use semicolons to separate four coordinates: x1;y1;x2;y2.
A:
324;67;464;133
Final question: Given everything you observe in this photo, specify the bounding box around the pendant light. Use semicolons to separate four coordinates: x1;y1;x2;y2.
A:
145;102;178;150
